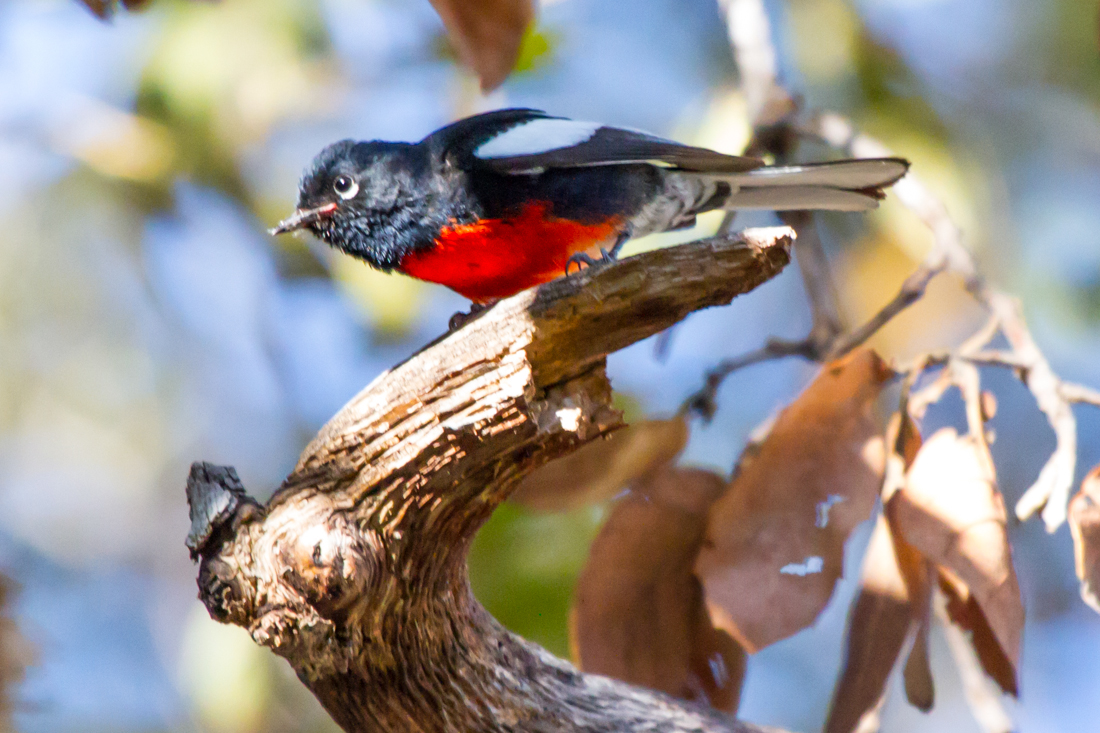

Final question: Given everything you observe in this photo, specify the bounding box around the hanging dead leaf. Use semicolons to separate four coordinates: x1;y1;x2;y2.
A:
572;467;746;712
1068;465;1100;614
696;348;893;652
511;418;688;512
0;575;31;727
890;427;1023;695
903;617;934;711
429;0;535;91
881;410;923;503
828;412;930;729
825;489;934;732
825;515;915;733
887;413;935;712
937;571;1017;697
80;0;156;18
687;606;747;713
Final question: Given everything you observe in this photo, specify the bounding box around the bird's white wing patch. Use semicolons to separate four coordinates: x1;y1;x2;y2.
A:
475;119;603;159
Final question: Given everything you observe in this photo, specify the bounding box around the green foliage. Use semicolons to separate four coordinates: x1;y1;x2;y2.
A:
468;502;604;657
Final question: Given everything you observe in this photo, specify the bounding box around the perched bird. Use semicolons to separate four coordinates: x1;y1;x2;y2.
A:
272;108;908;303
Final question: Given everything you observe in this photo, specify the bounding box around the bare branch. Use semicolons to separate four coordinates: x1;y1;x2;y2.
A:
987;293;1078;530
719;0;793;126
186;229;794;733
1061;382;1100;407
682;337;817;420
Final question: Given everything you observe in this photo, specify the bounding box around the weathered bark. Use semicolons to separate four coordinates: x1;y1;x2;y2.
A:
185;228;794;733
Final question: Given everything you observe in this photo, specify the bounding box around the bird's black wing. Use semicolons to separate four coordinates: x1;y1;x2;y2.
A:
423;108;552;161
427;108;764;174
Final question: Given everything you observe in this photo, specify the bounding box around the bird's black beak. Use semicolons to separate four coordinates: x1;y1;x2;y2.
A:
269;202;339;235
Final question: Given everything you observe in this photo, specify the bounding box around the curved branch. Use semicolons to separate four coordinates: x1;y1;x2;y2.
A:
185;229;794;733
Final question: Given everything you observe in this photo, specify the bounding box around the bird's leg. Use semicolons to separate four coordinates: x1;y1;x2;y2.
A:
564;229;632;276
603;229;631;261
448;300;494;331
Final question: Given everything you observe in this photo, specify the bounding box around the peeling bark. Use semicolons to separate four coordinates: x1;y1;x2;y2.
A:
185;229;793;733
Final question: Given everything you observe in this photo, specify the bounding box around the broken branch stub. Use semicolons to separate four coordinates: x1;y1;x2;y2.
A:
185;230;793;733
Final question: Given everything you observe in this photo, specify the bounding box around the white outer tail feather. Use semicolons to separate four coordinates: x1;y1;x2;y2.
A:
726;159;909;189
702;158;908;212
723;185;881;212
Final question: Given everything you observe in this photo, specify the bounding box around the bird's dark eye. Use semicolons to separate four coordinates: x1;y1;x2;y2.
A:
333;175;358;200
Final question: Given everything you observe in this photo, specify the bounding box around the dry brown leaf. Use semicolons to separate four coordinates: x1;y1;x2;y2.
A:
696;349;893;652
80;0;154;18
0;575;30;727
903;618;934;711
887;415;935;712
825;515;918;733
891;427;1024;694
572;467;745;712
938;572;1017;697
511;418;688;512
429;0;535;91
80;0;112;17
825;440;935;733
688;606;747;713
1068;464;1100;614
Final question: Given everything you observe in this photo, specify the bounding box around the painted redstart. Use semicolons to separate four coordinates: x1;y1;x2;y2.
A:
272;108;908;303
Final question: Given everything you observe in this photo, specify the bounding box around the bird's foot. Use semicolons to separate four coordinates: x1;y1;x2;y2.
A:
564;231;630;277
564;248;619;276
564;252;599;276
448;301;492;331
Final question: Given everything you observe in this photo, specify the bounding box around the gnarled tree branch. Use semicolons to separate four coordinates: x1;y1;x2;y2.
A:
185;228;794;733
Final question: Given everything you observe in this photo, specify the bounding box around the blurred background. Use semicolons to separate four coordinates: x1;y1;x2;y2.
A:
0;0;1098;731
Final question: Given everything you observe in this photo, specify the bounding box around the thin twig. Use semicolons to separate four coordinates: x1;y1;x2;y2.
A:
719;0;792;126
986;293;1078;530
908;366;956;422
782;211;844;348
826;259;946;361
682;337;817;420
1061;382;1100;407
950;358;998;478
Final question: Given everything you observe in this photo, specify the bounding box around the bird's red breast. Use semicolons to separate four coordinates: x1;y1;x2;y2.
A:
399;202;621;303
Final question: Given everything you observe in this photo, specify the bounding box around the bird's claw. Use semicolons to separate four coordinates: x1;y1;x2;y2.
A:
564;252;597;276
564;249;618;277
448;301;491;331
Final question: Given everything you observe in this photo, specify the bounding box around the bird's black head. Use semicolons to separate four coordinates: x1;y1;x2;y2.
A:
271;139;434;270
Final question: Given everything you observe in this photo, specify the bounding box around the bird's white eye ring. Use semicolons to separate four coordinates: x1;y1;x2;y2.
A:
333;175;358;200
